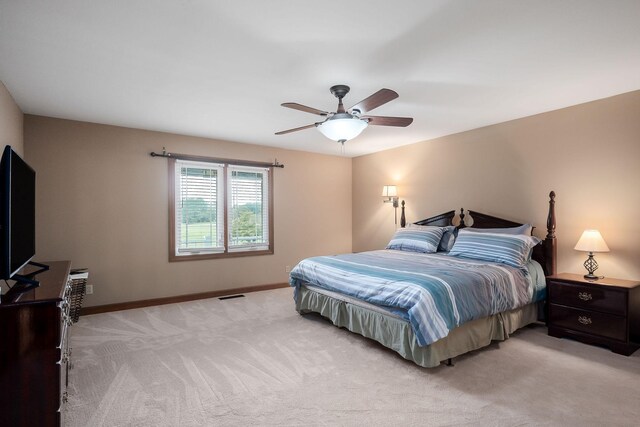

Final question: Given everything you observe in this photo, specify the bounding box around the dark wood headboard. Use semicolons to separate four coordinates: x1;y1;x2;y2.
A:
403;191;557;276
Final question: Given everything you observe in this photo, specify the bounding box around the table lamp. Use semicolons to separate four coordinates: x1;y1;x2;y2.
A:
574;229;609;280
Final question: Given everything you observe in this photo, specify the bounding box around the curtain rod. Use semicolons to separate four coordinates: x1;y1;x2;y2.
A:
150;149;284;169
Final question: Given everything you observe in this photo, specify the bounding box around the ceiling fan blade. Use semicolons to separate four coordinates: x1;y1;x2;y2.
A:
275;123;317;135
349;89;398;114
281;103;329;116
362;116;413;127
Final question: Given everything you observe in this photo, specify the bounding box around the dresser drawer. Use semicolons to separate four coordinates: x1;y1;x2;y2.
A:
548;281;627;315
549;304;626;341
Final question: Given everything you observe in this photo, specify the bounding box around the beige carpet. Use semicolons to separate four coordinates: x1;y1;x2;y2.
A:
66;288;640;426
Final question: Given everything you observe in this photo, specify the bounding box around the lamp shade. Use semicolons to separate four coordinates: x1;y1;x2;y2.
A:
317;114;368;142
381;185;398;197
574;229;610;253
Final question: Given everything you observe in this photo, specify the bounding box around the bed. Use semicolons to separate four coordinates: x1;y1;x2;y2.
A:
289;192;557;367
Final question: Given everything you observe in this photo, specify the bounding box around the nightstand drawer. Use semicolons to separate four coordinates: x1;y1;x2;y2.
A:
549;304;626;341
548;281;627;315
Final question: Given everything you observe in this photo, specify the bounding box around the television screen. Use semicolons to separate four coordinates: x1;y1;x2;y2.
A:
0;145;36;280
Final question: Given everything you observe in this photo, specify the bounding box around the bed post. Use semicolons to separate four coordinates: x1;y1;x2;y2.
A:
545;191;557;276
400;200;406;228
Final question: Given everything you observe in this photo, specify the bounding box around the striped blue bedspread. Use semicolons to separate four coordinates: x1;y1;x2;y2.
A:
289;250;545;347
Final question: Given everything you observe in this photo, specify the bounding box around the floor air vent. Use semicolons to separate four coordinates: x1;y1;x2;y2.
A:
218;294;245;301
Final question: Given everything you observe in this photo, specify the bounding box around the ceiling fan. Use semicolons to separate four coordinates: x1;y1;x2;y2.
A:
276;85;413;144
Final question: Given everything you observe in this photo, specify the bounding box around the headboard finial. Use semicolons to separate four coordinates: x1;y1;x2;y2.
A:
400;200;406;228
459;208;466;228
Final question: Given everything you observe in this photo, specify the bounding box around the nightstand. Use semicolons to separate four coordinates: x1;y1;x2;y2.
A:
547;273;640;355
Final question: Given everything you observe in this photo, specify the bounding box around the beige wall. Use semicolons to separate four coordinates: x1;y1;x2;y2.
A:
22;89;640;308
25;116;352;306
353;90;640;281
0;81;23;156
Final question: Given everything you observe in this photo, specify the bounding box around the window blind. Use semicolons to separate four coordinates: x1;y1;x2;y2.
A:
175;160;225;254
227;166;269;251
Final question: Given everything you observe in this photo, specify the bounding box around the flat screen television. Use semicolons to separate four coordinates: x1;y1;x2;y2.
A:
0;145;38;283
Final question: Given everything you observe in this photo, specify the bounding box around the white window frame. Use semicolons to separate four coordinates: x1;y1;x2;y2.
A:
227;165;270;253
174;160;225;256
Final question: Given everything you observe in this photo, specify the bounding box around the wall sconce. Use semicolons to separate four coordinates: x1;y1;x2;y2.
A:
382;185;400;224
574;229;610;280
382;185;398;207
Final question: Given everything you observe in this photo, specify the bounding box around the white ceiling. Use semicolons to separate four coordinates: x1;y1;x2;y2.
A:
1;1;639;157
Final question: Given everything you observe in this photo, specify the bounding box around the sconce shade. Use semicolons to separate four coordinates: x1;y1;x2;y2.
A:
574;230;610;253
381;185;398;197
317;114;368;142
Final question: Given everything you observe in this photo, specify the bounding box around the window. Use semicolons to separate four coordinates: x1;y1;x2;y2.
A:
228;166;269;252
169;158;273;261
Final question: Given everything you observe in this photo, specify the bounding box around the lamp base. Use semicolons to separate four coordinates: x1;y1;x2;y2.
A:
582;252;600;281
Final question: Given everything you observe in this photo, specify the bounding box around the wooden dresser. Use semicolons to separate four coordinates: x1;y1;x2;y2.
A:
547;273;640;355
0;261;72;426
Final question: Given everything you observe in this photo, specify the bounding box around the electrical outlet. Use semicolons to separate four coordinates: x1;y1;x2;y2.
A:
86;284;94;295
285;265;291;273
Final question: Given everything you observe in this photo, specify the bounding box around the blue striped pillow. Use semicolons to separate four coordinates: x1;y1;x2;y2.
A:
448;229;541;268
386;226;445;254
466;224;533;236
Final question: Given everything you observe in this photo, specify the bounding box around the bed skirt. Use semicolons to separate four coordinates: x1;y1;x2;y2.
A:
296;284;539;368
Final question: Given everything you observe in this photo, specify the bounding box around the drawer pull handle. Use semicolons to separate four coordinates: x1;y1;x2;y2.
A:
578;292;592;301
578;316;592;325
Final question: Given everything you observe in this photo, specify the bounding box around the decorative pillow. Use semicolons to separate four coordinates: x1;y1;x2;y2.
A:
466;224;533;236
438;225;457;252
386;226;445;254
448;229;541;268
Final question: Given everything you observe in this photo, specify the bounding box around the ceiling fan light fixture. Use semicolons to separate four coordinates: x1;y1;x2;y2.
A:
317;114;368;143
